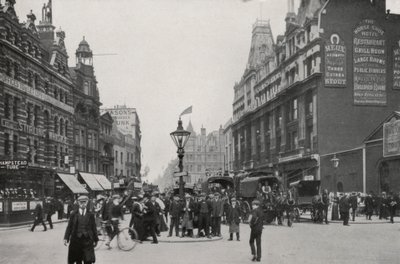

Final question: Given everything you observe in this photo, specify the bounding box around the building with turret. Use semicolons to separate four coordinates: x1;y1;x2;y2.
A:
231;0;400;194
184;122;225;184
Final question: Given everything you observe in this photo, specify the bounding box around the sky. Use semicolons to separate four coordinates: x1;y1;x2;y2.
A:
15;0;400;181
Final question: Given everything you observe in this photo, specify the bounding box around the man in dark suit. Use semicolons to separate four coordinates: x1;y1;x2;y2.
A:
30;200;47;232
211;193;224;237
349;193;358;221
321;189;330;224
143;194;158;244
168;195;181;237
64;195;98;264
249;200;263;262
196;193;211;238
339;193;351;226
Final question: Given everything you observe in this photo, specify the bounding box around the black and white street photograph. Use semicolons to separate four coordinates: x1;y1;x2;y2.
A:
1;0;400;263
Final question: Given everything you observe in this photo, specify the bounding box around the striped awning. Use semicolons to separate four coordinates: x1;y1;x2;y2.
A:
79;172;103;191
57;173;88;194
92;173;112;190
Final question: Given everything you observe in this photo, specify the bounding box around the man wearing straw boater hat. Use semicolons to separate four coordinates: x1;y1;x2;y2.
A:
64;195;98;264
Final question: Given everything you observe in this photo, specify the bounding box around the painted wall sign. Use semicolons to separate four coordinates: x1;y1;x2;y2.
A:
383;119;400;157
0;160;28;170
325;34;346;87
393;40;400;89
353;19;386;106
0;72;74;113
101;107;137;137
11;201;28;211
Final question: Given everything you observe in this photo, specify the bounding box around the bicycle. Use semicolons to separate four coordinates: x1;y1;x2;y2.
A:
96;220;139;251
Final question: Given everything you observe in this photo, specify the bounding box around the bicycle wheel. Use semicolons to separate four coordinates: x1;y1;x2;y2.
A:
117;227;138;251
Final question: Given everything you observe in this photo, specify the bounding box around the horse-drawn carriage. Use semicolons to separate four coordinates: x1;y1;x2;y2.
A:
289;179;322;222
239;173;295;226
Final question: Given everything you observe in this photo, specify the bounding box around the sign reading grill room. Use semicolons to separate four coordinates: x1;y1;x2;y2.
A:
353;19;386;106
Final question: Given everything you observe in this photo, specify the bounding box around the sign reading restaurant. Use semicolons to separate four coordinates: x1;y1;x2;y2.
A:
353;19;386;106
0;160;28;170
383;119;400;157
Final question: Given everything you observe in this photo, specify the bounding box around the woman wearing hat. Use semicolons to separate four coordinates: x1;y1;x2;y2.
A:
181;193;195;238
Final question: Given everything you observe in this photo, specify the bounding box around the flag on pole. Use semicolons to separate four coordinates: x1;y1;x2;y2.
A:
179;106;193;117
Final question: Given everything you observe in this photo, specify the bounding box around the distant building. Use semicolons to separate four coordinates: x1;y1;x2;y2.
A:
101;105;141;178
184;122;225;183
223;118;233;173
99;112;114;178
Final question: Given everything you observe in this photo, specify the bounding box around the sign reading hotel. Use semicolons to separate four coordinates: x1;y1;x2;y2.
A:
0;160;28;170
101;106;136;136
325;34;346;87
383;119;400;157
393;40;400;89
353;19;386;106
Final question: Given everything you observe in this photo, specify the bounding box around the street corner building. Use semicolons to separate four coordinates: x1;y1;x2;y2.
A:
228;0;400;194
0;1;141;227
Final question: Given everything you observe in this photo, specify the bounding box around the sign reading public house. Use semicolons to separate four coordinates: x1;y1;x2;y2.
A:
325;34;346;87
353;19;386;106
393;40;400;89
383;119;400;157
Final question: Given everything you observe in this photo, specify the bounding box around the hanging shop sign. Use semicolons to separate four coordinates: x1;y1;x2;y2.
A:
353;19;386;106
393;40;400;89
383;119;400;157
325;34;346;87
12;201;28;211
0;160;28;170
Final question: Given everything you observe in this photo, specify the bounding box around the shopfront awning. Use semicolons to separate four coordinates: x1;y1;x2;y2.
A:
92;173;112;190
57;173;88;194
79;172;103;191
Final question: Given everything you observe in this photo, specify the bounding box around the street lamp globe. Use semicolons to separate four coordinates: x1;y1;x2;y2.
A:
331;154;339;168
170;118;191;149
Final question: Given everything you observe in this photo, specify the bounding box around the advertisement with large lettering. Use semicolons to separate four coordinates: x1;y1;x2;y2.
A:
325;33;346;87
393;40;400;89
101;107;137;136
353;19;386;106
383;119;400;157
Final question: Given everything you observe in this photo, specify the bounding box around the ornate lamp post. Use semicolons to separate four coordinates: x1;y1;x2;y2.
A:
331;154;340;220
170;118;191;198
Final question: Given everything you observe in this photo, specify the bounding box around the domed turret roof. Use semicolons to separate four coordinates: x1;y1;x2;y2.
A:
76;36;92;55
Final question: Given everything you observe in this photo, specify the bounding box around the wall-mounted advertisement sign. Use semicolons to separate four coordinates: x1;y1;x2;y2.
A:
353;19;386;106
383;119;400;157
393;40;400;89
12;201;28;211
325;34;346;87
0;160;28;170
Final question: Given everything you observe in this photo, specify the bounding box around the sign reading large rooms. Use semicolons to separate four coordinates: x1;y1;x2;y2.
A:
353;19;386;106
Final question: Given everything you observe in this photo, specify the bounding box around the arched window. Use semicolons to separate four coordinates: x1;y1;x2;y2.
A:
54;116;59;134
65;120;69;137
59;118;64;136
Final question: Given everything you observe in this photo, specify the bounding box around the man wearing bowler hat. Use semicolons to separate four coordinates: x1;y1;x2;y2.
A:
64;195;98;264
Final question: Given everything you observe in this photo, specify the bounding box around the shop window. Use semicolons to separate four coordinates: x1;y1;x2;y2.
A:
4;133;10;156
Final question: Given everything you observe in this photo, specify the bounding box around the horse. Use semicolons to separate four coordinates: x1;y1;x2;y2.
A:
311;194;325;223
